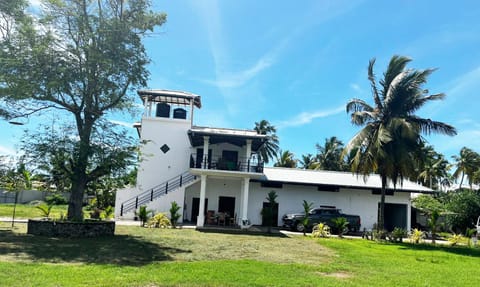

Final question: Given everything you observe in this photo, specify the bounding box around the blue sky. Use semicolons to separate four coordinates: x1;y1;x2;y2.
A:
1;0;480;164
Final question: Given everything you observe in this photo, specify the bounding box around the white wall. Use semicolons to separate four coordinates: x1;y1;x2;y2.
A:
184;179;412;230
136;117;192;193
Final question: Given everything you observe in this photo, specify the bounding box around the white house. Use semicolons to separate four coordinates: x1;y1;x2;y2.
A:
115;89;432;231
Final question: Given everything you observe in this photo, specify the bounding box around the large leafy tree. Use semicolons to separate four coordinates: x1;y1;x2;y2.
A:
344;55;456;230
451;147;480;190
254;120;279;164
20;121;137;209
0;0;166;220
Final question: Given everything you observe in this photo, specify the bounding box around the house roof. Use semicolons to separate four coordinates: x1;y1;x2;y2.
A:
138;89;202;108
260;167;433;193
188;126;267;151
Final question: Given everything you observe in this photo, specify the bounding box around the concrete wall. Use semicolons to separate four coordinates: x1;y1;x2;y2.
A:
0;190;70;204
27;220;115;237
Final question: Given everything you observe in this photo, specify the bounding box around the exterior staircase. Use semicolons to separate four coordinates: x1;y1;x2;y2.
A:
119;171;197;216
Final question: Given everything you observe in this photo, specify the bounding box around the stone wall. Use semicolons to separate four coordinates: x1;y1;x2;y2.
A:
27;220;115;237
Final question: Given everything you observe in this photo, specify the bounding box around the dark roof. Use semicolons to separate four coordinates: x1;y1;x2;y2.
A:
138;89;202;108
188;126;266;151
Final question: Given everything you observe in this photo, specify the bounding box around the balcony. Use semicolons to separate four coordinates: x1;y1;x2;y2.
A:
190;153;264;174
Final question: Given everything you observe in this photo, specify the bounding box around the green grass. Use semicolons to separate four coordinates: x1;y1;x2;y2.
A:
0;203;69;219
0;213;479;286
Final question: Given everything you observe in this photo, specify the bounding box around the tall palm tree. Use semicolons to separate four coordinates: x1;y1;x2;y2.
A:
316;136;345;171
452;147;480;189
299;153;319;170
254;120;279;164
344;55;457;230
274;150;297;168
416;144;449;190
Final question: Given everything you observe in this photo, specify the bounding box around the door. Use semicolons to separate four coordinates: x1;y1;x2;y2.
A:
191;197;208;223
218;196;236;218
262;202;279;227
222;150;238;170
383;203;407;231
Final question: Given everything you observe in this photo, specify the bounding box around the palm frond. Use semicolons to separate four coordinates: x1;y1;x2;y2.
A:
408;116;457;136
368;58;383;110
380;55;411;96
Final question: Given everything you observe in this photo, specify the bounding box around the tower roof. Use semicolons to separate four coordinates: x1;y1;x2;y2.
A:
138;89;202;108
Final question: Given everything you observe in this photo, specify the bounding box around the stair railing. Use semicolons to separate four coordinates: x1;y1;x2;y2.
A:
120;171;197;216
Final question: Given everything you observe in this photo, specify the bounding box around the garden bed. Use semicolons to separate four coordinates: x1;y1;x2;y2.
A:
27;219;115;237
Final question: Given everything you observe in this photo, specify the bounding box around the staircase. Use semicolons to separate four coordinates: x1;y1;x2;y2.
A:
119;171;197;216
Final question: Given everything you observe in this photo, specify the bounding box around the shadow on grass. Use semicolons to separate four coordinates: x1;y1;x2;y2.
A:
196;227;288;238
397;242;480;257
0;229;191;266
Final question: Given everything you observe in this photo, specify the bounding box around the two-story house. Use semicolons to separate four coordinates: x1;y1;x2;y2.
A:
115;89;432;231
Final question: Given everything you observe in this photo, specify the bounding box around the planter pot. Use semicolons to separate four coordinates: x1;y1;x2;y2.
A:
27;219;115;237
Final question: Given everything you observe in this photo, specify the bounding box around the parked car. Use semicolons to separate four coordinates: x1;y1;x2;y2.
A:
282;206;361;233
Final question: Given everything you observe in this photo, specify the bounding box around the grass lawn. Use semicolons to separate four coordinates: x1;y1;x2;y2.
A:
0;203;69;219
0;222;479;287
0;203;95;220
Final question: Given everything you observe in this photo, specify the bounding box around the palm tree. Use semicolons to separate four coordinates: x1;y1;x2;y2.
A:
316;136;346;171
274;150;297;168
344;55;457;230
299;153;319;170
254;120;279;164
416;145;449;190
452;147;480;189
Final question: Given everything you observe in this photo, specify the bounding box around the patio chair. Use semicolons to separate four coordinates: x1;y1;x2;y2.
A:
206;210;216;225
217;212;226;226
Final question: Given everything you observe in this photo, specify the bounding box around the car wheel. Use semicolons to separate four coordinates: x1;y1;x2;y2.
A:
295;222;305;232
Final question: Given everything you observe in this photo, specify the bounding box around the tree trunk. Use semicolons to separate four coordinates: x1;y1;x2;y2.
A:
67;114;94;220
378;175;387;231
459;172;464;189
68;175;87;220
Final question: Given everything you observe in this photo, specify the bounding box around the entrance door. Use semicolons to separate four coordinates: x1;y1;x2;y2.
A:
382;203;407;231
262;202;279;227
218;196;236;218
191;197;208;223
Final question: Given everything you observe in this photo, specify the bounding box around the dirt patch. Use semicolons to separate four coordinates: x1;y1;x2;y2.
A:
317;272;352;279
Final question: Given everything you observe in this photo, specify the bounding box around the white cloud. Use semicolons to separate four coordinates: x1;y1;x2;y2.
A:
109;120;134;128
29;0;42;7
0;145;16;157
350;83;364;94
446;66;480;100
202;56;275;88
276;106;344;129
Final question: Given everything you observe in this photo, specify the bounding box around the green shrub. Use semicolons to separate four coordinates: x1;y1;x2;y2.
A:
409;228;425;244
331;217;349;238
45;193;68;205
312;223;330;238
101;205;114;220
147;213;171;228
448;234;465;246
135;206;153;227
389;227;407;243
35;203;53;218
169;201;181;228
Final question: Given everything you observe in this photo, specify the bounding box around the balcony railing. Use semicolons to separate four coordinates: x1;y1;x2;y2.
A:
190;153;264;173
